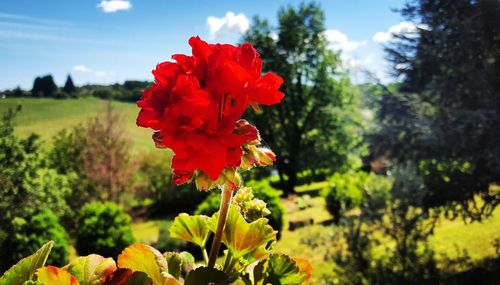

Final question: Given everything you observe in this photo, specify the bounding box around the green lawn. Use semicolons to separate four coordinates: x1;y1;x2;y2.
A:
0;97;156;154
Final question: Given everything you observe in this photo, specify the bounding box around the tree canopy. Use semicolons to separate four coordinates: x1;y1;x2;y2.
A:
376;0;500;218
243;2;364;194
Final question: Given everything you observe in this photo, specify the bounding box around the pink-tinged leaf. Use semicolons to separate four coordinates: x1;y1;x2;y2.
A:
103;269;152;285
292;258;313;284
36;266;80;285
117;244;168;285
64;254;117;285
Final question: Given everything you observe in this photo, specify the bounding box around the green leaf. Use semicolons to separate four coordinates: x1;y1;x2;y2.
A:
184;267;227;285
178;252;195;276
36;266;80;285
103;269;152;285
253;254;307;285
169;214;211;248
117;244;169;285
0;241;54;285
163;253;181;280
210;206;276;259
64;254;117;285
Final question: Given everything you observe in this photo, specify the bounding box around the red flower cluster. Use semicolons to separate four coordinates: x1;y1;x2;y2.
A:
137;36;284;185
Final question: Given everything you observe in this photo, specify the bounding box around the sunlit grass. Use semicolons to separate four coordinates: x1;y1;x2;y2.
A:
0;97;156;154
430;207;500;262
131;219;167;244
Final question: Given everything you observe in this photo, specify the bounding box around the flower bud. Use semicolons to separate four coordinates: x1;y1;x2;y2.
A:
195;171;217;191
222;168;241;191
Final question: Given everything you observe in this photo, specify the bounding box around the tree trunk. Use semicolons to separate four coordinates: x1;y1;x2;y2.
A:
283;169;297;196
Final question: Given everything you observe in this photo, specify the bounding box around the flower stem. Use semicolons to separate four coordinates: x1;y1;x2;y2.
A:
207;185;233;268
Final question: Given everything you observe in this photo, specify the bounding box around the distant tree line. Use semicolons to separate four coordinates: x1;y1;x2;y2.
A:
0;74;151;103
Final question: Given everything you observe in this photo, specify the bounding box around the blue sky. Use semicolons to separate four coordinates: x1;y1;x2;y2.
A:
0;0;408;90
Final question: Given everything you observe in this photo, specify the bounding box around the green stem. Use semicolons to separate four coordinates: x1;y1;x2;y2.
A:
201;247;209;265
226;255;239;274
223;251;233;272
207;185;233;268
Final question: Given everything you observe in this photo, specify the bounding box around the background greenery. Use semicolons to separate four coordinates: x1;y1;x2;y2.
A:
0;0;498;284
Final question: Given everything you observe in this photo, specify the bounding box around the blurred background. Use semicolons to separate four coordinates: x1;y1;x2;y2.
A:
0;0;499;284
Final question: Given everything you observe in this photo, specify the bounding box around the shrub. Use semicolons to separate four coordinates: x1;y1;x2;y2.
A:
0;209;69;270
324;172;366;223
152;221;188;253
75;202;134;258
138;152;207;215
195;179;285;234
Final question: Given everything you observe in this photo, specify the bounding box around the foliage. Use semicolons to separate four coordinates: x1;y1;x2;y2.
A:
322;165;444;285
243;2;365;194
32;75;57;97
1;191;310;284
81;105;135;203
136;152;207;215
1;210;69;270
62;75;76;94
0;109;73;271
324;172;365;223
0;241;53;285
196;180;285;233
376;0;500;218
152;221;187;254
75;202;134;258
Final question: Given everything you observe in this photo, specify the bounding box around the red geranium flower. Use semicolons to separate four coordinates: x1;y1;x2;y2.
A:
137;36;284;186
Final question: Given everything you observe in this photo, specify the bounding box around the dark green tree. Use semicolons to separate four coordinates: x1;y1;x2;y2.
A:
243;2;363;194
62;74;76;94
376;0;500;218
31;74;57;97
0;109;73;271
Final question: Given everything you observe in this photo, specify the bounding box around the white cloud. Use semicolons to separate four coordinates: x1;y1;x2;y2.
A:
97;0;132;13
73;65;114;77
324;29;367;52
73;65;92;72
372;21;427;43
207;11;249;40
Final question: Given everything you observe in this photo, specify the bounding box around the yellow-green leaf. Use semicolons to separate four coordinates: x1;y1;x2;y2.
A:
0;241;54;285
36;266;80;285
64;254;117;285
210;206;276;259
253;254;308;285
169;214;211;248
117;244;167;285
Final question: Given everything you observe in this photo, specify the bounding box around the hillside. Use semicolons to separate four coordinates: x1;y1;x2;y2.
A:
0;97;158;154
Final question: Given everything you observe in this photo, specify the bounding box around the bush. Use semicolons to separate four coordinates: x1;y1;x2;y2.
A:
152;221;188;253
195;179;285;234
138;152;208;215
0;209;69;270
324;172;367;223
75;202;134;258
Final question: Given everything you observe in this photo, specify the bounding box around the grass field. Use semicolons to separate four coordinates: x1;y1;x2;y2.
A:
0;97;156;154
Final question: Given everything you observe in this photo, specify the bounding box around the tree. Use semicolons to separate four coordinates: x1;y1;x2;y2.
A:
377;0;500;218
62;74;76;94
0;109;73;271
243;2;363;194
81;103;135;203
32;74;57;97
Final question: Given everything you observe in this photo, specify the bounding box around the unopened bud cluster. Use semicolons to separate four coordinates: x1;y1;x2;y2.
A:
233;187;271;222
